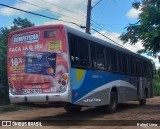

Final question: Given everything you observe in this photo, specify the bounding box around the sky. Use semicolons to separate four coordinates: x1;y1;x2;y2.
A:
0;0;159;68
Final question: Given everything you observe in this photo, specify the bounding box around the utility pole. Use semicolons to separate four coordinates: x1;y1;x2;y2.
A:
86;0;92;34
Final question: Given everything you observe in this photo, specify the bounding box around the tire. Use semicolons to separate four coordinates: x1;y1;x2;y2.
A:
64;103;82;112
102;92;118;113
139;90;147;106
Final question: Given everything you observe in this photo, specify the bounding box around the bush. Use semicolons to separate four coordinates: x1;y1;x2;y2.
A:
154;79;160;96
0;83;10;105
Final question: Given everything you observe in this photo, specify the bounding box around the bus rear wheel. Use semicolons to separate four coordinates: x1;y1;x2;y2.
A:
139;90;147;106
102;92;118;113
64;103;82;112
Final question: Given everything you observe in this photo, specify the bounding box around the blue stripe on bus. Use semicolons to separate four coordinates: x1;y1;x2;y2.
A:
71;68;130;103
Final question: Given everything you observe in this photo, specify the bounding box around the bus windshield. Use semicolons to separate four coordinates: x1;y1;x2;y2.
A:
8;26;69;95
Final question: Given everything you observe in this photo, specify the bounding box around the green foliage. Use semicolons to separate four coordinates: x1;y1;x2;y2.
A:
0;27;9;105
0;83;9;105
154;79;160;96
153;66;160;96
120;0;160;55
11;17;34;31
157;67;160;78
0;17;34;105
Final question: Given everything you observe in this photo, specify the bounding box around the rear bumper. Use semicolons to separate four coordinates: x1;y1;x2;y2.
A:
9;91;70;104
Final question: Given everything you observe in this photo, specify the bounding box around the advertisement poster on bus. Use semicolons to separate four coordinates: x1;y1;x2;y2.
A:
8;28;68;95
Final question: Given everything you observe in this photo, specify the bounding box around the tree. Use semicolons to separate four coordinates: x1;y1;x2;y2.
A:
10;17;34;31
120;0;160;56
0;27;9;90
158;67;160;78
0;17;34;105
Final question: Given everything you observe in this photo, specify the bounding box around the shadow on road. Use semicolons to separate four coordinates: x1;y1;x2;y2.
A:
32;102;143;120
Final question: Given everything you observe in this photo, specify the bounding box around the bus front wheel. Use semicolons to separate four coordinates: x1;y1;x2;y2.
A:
64;103;82;112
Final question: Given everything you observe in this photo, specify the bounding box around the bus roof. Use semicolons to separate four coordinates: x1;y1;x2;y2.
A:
8;24;65;36
65;25;151;63
9;24;151;62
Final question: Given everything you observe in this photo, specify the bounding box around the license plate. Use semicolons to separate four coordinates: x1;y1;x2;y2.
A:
22;89;42;94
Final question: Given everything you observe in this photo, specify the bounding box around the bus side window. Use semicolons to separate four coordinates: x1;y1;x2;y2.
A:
96;45;105;70
110;49;118;72
122;53;129;73
78;38;90;67
69;35;79;66
105;47;111;71
90;43;97;69
150;63;153;79
130;56;135;75
142;61;146;77
90;43;105;70
143;61;151;78
147;62;152;78
118;53;123;73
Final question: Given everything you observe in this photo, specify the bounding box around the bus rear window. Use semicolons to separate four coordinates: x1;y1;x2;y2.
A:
44;30;56;38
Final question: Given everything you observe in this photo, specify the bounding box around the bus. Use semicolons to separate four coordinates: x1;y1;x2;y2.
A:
8;24;153;113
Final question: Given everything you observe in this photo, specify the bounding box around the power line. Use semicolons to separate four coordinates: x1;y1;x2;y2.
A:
91;20;141;50
0;3;124;48
94;23;126;30
19;0;123;41
92;0;103;9
18;0;86;24
92;28;124;47
0;3;132;49
91;20;122;40
40;0;86;17
21;0;114;32
92;20;139;49
92;23;114;37
19;0;64;16
91;20;114;33
97;23;128;26
92;28;140;51
0;3;80;27
16;0;123;42
0;3;110;36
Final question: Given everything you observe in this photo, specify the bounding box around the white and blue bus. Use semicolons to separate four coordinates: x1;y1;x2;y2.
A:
8;24;153;113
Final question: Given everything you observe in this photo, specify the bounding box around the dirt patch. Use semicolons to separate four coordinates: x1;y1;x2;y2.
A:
0;97;160;128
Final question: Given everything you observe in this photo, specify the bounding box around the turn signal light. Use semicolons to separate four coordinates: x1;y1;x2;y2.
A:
61;80;66;86
62;74;67;80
